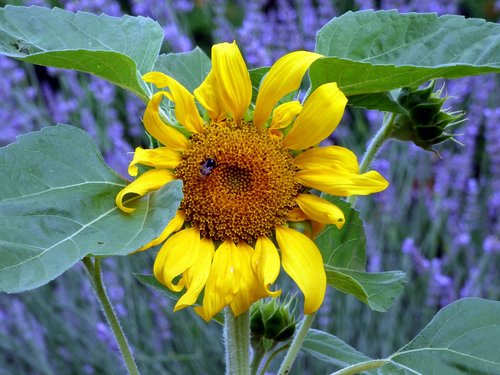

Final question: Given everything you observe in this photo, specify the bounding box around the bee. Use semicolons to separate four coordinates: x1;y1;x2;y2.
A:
200;158;217;177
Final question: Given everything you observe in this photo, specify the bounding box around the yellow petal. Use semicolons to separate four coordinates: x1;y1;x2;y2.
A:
144;92;190;151
194;69;225;122
174;238;215;312
136;210;185;252
275;225;326;314
295;194;345;229
128;147;182;177
253;51;323;128
270;101;302;129
283;83;347;150
212;42;251;122
153;227;200;291
143;72;204;134
294;146;359;174
194;42;251;122
230;241;268;316
296;168;389;196
116;169;175;213
253;237;281;298
198;239;241;321
286;207;308;222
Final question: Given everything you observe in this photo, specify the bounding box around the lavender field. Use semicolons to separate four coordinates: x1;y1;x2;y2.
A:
0;0;499;374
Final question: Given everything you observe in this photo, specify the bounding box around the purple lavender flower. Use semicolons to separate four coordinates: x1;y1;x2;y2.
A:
402;238;430;274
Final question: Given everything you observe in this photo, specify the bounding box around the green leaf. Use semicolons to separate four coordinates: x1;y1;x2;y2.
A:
313;11;500;103
302;329;374;371
379;298;500;374
153;47;211;93
250;67;270;103
134;273;184;301
0;125;183;293
0;6;164;101
315;196;366;271
134;273;224;325
348;92;407;114
325;266;406;312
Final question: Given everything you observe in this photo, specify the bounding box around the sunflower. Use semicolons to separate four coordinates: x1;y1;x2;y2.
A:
116;42;388;321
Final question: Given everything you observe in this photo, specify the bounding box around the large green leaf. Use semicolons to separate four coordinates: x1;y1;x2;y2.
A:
315;196;366;271
0;6;164;101
379;298;500;374
153;47;211;93
325;266;405;312
312;11;500;108
0;125;183;293
302;329;374;372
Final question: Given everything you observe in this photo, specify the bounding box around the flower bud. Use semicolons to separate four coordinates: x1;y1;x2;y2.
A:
391;82;465;151
250;297;297;342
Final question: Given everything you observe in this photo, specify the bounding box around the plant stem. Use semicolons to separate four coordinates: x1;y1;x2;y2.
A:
347;112;397;206
329;359;389;375
224;308;250;375
82;257;140;375
277;312;316;375
259;344;289;375
250;344;266;375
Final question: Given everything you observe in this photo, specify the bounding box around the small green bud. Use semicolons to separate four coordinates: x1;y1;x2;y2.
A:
391;82;465;151
250;297;297;342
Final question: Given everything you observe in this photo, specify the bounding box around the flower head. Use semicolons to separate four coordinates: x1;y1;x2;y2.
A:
116;42;388;321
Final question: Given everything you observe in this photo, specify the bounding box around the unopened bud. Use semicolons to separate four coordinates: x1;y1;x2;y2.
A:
391;82;465;151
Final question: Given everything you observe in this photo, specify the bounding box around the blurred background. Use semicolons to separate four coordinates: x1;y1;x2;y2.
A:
0;0;499;374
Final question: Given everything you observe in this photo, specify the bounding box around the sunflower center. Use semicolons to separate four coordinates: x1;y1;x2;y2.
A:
222;166;252;192
176;120;299;243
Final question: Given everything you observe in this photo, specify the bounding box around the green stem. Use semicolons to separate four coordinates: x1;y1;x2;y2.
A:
224;308;250;375
329;359;389;375
347;112;397;206
259;344;289;375
250;344;266;375
277;312;316;375
82;257;140;375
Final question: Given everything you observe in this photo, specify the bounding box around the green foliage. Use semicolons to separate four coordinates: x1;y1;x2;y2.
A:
249;67;270;103
313;10;500;111
380;298;500;374
315;196;366;271
0;6;164;101
303;299;500;374
302;329;373;371
153;47;211;93
134;273;184;300
0;125;182;293
325;267;406;312
315;196;405;312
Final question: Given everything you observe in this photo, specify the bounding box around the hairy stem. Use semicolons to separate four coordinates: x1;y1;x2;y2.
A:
277;312;316;374
224;308;250;375
82;257;140;375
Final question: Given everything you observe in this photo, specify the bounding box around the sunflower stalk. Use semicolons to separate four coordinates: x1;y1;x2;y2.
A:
276;312;316;374
82;257;140;375
224;308;251;375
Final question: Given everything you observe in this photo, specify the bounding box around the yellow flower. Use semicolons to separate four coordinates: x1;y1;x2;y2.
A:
116;42;388;321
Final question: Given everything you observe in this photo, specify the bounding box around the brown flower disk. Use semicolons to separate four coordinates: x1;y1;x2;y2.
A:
176;120;299;243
